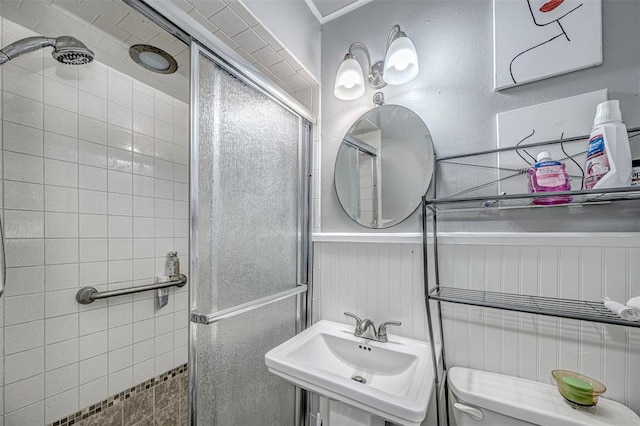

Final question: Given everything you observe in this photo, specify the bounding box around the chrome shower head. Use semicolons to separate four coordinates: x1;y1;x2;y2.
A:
0;35;94;66
51;36;94;65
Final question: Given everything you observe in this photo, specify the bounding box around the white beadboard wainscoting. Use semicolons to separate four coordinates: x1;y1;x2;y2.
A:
312;232;640;415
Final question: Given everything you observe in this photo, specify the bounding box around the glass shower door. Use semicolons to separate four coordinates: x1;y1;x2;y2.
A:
189;43;311;425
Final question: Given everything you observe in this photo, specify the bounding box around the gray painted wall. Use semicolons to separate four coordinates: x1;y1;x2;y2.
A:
321;0;640;233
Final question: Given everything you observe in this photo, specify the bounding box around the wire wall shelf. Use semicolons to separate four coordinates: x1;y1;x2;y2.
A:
431;126;640;209
421;125;640;426
429;287;640;328
425;186;640;212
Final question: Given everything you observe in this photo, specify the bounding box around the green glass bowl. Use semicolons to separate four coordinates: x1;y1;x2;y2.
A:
551;370;606;406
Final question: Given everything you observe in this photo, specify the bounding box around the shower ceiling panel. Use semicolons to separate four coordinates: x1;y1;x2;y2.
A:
0;0;190;102
1;0;318;107
171;0;318;98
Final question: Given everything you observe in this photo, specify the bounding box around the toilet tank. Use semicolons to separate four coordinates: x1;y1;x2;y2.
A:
447;367;640;426
449;390;537;426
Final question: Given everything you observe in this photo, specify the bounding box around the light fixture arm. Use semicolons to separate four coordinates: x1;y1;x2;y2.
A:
385;25;405;52
347;41;387;89
347;42;371;68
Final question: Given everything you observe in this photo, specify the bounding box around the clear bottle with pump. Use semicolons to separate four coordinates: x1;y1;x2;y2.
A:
584;100;631;190
528;151;573;205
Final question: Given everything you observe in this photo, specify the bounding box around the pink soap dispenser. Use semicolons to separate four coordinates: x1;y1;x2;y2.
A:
528;151;573;205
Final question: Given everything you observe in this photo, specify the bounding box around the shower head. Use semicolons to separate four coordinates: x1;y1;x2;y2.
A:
0;35;94;66
51;36;94;65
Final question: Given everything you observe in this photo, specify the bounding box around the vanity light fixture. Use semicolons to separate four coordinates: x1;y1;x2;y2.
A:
334;24;419;100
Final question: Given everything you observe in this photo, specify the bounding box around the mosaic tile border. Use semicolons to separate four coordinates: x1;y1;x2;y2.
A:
49;364;189;426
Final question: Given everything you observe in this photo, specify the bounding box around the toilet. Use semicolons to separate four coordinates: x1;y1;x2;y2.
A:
448;367;640;426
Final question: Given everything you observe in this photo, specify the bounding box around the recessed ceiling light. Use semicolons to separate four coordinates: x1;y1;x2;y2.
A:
129;44;178;74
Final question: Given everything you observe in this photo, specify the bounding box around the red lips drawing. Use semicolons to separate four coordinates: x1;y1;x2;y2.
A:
540;0;565;12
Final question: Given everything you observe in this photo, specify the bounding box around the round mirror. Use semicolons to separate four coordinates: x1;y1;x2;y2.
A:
335;105;434;228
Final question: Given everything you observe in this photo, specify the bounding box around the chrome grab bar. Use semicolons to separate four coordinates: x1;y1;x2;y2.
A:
76;274;188;304
191;284;307;325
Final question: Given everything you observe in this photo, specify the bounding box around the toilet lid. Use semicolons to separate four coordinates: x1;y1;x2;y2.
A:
448;367;640;426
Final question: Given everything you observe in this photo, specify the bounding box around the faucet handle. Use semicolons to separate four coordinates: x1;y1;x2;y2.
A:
377;321;401;341
344;312;362;327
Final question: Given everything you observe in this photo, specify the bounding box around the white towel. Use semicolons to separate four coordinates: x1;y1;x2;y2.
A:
603;297;640;321
627;296;640;309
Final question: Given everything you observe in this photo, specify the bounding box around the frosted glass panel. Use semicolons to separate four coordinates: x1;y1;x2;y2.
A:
197;55;300;314
195;298;297;425
196;52;216;320
193;50;304;426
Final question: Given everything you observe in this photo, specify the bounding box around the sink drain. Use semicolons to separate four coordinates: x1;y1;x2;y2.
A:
351;375;366;384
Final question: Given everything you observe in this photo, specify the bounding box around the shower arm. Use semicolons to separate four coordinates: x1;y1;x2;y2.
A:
0;36;56;65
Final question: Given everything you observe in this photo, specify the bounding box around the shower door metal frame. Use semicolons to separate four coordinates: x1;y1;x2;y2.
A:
188;41;314;426
120;4;316;425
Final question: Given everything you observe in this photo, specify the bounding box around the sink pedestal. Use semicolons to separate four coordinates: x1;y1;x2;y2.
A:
317;395;438;426
320;397;386;426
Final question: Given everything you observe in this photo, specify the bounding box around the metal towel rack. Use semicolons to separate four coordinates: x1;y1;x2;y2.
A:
190;284;307;325
76;274;188;304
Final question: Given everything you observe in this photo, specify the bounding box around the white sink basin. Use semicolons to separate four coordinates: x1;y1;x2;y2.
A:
265;320;437;426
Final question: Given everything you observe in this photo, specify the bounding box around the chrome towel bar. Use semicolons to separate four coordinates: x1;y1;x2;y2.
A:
76;274;188;304
191;284;307;325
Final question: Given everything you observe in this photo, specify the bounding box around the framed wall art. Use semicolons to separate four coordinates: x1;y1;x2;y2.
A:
494;0;602;90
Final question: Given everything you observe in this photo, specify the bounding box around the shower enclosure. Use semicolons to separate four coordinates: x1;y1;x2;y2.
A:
188;42;313;425
0;0;312;422
0;0;194;423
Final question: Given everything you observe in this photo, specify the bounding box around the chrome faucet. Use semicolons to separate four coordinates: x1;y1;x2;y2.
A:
344;312;401;343
344;312;377;339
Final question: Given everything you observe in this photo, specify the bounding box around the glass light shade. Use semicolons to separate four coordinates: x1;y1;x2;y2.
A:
383;36;419;85
138;51;171;71
334;57;365;100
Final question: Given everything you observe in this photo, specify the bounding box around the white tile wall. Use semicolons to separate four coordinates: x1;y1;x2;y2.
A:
0;18;190;425
314;234;640;416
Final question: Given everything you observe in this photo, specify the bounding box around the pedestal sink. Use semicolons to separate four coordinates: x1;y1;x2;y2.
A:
265;320;438;426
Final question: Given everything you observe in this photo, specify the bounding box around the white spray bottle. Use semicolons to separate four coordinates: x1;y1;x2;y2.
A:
584;100;631;190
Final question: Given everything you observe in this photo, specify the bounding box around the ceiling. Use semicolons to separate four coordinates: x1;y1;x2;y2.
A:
313;0;358;17
0;0;319;107
305;0;371;24
171;0;317;101
0;0;190;102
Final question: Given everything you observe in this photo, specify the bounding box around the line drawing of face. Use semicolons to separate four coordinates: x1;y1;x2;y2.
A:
527;0;583;26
